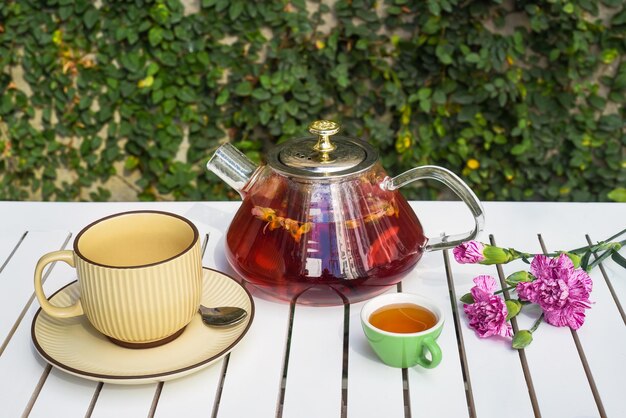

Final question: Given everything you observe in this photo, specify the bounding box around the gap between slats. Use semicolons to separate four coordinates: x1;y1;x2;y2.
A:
0;232;28;275
341;303;350;418
21;365;52;418
275;301;296;418
396;281;412;418
85;383;104;418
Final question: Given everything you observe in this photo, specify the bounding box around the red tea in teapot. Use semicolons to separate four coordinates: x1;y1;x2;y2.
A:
225;170;427;305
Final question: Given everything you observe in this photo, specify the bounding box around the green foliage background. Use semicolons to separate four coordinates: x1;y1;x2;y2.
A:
0;0;624;201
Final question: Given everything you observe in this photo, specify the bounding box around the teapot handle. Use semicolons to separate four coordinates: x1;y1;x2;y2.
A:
381;166;485;251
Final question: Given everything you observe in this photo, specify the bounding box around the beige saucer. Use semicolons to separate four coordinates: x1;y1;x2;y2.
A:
31;268;254;385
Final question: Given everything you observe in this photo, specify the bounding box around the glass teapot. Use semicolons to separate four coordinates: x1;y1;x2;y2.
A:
207;120;484;306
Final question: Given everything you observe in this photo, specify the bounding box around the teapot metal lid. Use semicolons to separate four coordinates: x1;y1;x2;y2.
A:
266;120;379;179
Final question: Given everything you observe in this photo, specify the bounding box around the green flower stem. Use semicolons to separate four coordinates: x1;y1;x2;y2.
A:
494;285;516;295
586;245;623;272
530;314;544;333
568;228;626;254
522;236;625;260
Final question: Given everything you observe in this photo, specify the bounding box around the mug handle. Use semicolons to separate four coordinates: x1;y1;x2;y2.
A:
34;250;84;318
415;336;442;369
380;165;485;251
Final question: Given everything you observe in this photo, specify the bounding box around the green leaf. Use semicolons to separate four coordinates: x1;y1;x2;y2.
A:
611;251;626;269
565;253;582;268
608;188;626;202
163;99;177;114
83;9;99;29
252;88;271;101
419;99;431;113
505;271;532;286
146;62;160;76
416;87;432;101
176;87;196;103
235;81;253;96
580;250;592;271
512;330;533;349
229;1;244;20
432;90;446;105
152;89;164;104
505;300;522;320
120;52;142;73
215;89;230;106
149;27;164;47
215;0;229;12
588;95;606;110
59;5;73;20
598;115;622;132
125;156;139;170
459;293;474;304
197;51;210;67
435;44;454;65
465;53;480;64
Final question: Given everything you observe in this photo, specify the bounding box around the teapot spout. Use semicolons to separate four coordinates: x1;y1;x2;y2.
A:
206;143;258;196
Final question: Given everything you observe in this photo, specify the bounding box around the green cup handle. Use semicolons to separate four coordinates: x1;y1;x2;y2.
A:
415;336;442;369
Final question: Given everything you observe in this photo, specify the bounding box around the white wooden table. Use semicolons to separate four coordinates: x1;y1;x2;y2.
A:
0;201;624;418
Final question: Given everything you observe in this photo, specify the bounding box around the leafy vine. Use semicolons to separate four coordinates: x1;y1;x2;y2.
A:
0;0;624;201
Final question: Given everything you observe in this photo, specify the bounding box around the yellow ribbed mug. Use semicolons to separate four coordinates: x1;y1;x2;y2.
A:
34;210;203;348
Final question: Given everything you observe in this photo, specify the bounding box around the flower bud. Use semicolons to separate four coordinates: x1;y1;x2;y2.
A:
480;245;515;265
512;330;533;349
505;300;522;320
505;271;533;286
565;252;581;268
460;293;475;304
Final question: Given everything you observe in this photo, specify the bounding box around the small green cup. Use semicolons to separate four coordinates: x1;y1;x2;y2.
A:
361;293;444;369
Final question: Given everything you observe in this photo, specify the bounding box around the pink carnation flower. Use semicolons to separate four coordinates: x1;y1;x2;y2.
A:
516;254;592;330
453;241;485;264
463;275;513;338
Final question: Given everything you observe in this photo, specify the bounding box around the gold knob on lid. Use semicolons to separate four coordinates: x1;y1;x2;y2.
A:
309;120;339;153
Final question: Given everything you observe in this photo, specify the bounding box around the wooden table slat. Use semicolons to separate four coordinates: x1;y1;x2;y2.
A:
209;297;291;417
346;289;406;418
0;231;75;417
281;305;345;418
449;258;537;417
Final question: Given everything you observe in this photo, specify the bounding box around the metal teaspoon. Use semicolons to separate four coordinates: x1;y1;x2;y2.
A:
198;305;248;327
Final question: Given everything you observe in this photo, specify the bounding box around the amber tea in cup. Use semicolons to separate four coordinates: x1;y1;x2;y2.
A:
361;293;444;368
368;303;437;334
